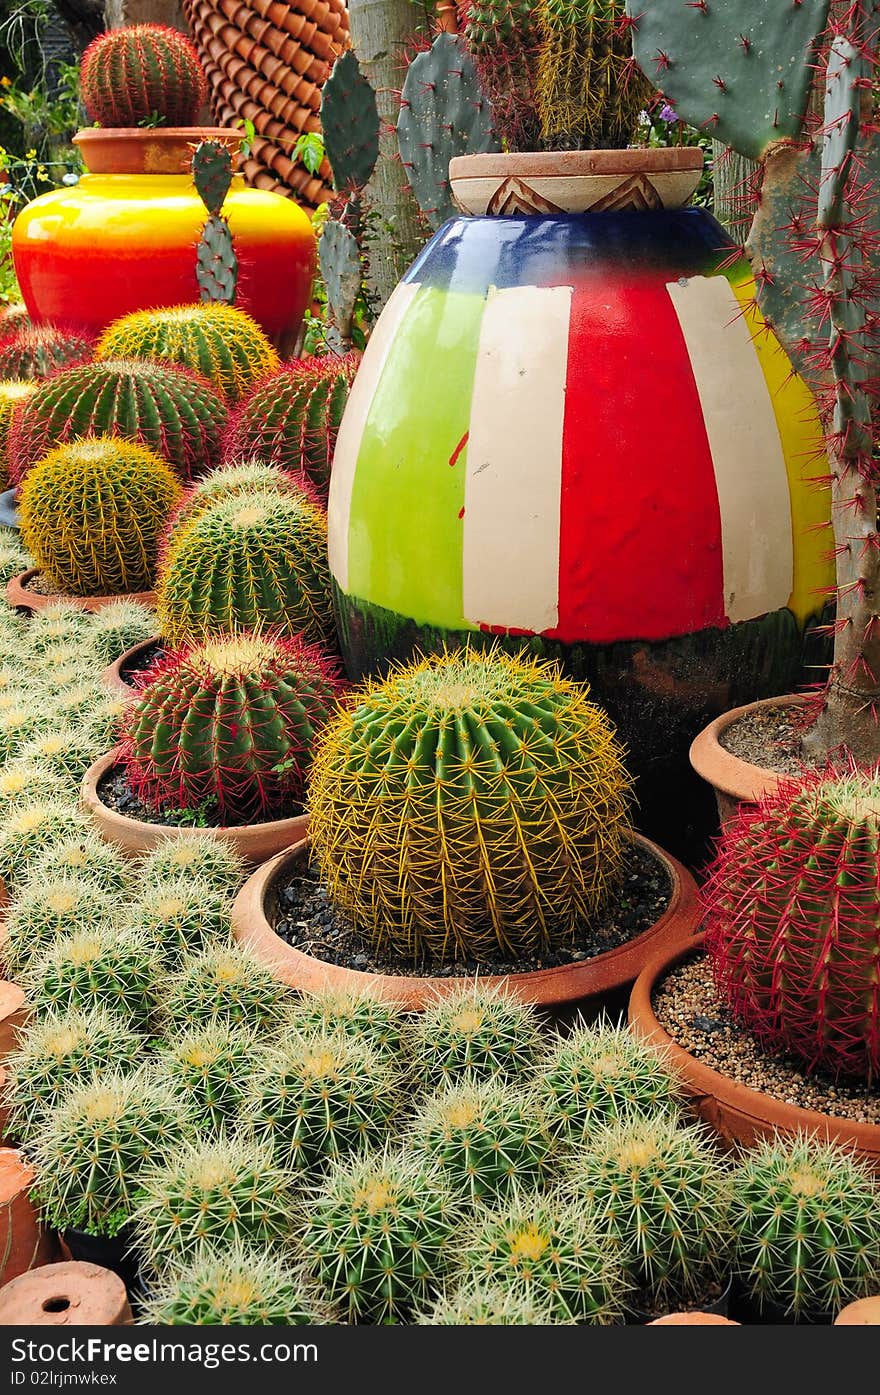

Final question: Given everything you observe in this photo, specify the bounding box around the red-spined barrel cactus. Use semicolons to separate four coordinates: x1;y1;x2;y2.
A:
0;325;94;381
703;767;880;1080
80;24;207;129
120;631;341;822
221;354;361;496
9;359;227;484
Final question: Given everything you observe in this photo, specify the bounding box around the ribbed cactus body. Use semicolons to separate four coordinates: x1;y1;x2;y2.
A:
411;1077;553;1203
9;359;227;484
413;983;543;1086
158;1022;258;1130
309;649;631;963
536;1020;680;1138
163;461;307;555
140;1244;332;1326
156;487;334;649
464;0;541;149
25;926;160;1027
86;601;157;666
0;382;35;485
704;769;880;1079
5;875;117;976
419;1282;567;1325
96;305;279;403
80;23;206;128
0;327;93;381
466;0;537;48
19;437;182;598
284;988;406;1057
161;945;289;1031
28;829;132;893
536;0;649;149
121;632;339;821
0;801;90;890
141;832;245;892
121;877;232;964
221;355;360;495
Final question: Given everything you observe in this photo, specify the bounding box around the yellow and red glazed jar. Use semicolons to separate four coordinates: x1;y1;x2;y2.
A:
11;129;316;346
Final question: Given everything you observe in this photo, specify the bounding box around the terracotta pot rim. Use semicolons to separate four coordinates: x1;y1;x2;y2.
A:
628;932;880;1156
688;692;808;803
6;570;157;616
81;749;308;862
449;148;705;179
101;635;162;696
73;126;244;176
231;831;701;1009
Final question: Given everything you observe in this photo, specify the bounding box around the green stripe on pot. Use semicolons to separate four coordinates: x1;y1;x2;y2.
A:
345;286;484;629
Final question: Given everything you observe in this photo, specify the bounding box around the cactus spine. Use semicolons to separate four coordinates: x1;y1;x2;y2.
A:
139;1243;333;1326
160;944;290;1031
120;632;340;822
24;926;160;1028
120;877;232;965
535;1019;681;1139
412;983;543;1087
156;1022;259;1131
536;0;650;150
80;24;207;128
0;326;94;381
140;832;246;893
308;648;632;963
19;437;182;598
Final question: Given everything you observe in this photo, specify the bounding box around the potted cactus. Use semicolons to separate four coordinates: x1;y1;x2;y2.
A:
318;18;834;861
231;647;700;1009
10;24;316;344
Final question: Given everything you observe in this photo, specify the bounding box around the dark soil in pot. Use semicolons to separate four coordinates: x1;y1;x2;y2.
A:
627;1275;731;1325
654;951;880;1125
270;841;672;979
727;1278;832;1326
119;641;165;683
718;702;822;778
97;763;304;831
62;1223;142;1296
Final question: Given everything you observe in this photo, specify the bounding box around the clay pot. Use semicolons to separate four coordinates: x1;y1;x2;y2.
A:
449;147;705;216
689;693;807;824
834;1297;880;1325
648;1313;739;1326
0;1261;132;1326
7;571;157;618
74;126;243;176
0;1148;58;1285
0;981;26;1058
101;636;163;697
231;832;701;1011
81;749;308;864
628;934;880;1169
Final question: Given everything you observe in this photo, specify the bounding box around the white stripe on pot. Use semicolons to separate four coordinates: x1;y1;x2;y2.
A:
666;274;793;623
462;283;572;632
327;280;421;590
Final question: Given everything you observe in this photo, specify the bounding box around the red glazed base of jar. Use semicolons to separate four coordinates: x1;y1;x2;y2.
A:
6;570;157;617
688;693;808;825
628;933;880;1170
231;833;701;1011
81;748;309;864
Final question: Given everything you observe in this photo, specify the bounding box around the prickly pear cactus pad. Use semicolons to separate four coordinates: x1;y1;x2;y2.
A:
321;52;380;193
625;0;832;160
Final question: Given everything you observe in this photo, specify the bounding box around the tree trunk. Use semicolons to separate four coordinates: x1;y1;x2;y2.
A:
346;0;429;314
711;141;758;238
103;0;186;33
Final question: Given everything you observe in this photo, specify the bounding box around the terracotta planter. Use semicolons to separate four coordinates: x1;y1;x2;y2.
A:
73;126;243;176
7;570;157;617
689;693;807;824
628;934;880;1169
328;146;832;858
648;1313;739;1326
0;1148;59;1285
102;636;163;696
231;832;701;1010
449;147;705;216
834;1297;880;1325
0;1261;132;1326
82;749;308;864
0;981;26;1057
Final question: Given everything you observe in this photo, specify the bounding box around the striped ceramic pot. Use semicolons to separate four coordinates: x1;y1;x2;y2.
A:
328;154;833;856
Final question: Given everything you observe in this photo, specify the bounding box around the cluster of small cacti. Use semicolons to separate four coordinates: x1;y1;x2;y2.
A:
0;326;94;381
221;354;361;496
309;647;632;963
19;437;182;598
9;358;228;484
96;305;279;404
119;631;340;823
80;24;207;129
156;481;334;649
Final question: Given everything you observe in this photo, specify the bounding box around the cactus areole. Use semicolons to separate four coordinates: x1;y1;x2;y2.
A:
328;175;834;847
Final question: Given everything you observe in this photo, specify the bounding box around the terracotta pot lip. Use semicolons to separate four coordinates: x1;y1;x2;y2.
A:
231;830;701;1009
74;126;243;146
102;635;162;696
449;148;705;179
81;748;309;856
73;126;244;176
689;692;807;803
628;932;880;1153
6;570;156;616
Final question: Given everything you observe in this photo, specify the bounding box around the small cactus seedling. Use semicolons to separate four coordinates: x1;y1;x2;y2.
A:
730;1133;880;1320
4;1008;143;1145
192;142;238;306
398;33;500;230
155;1022;261;1131
570;1113;733;1307
79;24;207;129
134;1135;295;1267
139;832;246;893
243;1031;399;1172
410;1077;554;1204
454;1192;626;1323
301;1149;461;1323
4;875;117;976
320;51;380;193
24;926;160;1029
32;1069;189;1237
535;1018;681;1139
418;1280;570;1325
160;944;290;1031
138;1242;334;1325
120;877;232;965
413;984;543;1087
